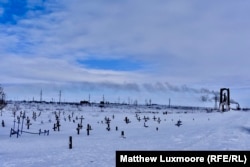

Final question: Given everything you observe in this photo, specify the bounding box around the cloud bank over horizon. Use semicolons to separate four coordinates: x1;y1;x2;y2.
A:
1;0;250;106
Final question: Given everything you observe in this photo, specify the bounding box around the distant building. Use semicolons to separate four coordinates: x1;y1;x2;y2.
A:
80;100;90;105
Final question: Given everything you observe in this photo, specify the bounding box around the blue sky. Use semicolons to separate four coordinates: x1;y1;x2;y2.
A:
78;57;146;72
0;0;26;24
1;0;250;107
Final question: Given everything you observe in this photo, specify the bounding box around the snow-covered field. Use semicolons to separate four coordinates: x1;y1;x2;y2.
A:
1;102;250;167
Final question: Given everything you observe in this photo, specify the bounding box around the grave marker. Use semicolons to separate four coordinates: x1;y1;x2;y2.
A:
2;120;5;127
87;124;92;136
69;136;72;149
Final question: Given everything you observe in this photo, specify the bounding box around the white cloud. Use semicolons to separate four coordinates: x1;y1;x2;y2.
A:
0;55;147;85
1;0;250;105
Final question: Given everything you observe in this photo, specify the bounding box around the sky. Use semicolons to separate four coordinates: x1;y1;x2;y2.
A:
0;0;250;107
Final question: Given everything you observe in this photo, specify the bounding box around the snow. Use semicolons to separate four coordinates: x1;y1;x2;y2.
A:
1;102;250;166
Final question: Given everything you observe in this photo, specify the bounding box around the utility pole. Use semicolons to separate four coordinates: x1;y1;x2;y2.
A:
40;90;42;102
169;98;171;108
59;90;61;104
